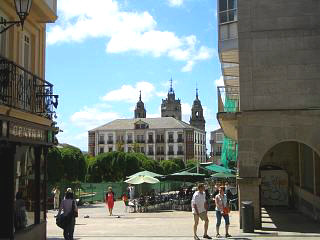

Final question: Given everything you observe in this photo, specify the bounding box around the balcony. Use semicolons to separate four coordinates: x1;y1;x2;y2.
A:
168;138;174;143
148;139;154;143
217;86;239;140
177;151;184;155
127;139;133;144
177;138;184;143
44;0;57;15
107;140;114;144
156;151;164;155
148;151;154;155
98;140;105;144
136;140;145;144
168;151;174;155
156;139;164;143
0;56;58;119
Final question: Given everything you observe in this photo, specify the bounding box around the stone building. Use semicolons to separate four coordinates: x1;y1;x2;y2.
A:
161;79;182;120
217;0;320;227
89;91;207;163
209;128;224;165
0;1;58;239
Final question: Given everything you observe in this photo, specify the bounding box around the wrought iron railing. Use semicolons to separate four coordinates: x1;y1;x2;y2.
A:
217;85;240;113
0;56;58;119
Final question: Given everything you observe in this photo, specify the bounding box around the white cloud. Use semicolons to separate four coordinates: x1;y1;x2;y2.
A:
47;0;213;72
181;102;191;122
215;76;224;86
146;113;161;118
101;81;156;103
70;106;122;130
167;0;184;7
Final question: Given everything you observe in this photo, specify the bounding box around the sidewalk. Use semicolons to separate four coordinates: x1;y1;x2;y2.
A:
47;202;320;240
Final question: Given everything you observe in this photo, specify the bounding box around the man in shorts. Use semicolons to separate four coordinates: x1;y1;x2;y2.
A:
192;184;212;239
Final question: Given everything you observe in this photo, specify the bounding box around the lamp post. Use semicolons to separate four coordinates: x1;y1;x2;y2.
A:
0;0;32;34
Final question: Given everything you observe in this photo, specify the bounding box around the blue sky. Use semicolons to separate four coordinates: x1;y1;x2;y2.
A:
46;0;223;151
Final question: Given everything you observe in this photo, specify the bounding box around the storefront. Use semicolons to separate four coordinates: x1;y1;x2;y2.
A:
0;117;55;240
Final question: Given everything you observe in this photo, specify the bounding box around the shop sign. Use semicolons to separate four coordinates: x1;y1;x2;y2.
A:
9;123;47;142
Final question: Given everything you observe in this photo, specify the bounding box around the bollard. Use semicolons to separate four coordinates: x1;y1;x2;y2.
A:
241;201;254;233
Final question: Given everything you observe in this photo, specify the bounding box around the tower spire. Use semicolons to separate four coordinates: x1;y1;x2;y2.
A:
169;77;173;93
139;90;142;101
196;80;198;99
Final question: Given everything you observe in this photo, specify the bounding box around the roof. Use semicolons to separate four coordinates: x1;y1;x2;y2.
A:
89;117;204;132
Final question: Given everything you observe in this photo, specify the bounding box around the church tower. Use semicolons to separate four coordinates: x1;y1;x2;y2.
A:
190;88;205;130
161;78;182;120
134;91;146;118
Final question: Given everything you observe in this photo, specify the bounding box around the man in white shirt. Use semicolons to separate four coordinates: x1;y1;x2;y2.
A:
192;184;212;240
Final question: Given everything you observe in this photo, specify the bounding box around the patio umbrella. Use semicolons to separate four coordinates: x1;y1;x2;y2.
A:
211;172;236;178
165;170;206;183
124;175;160;185
205;164;232;173
127;170;163;179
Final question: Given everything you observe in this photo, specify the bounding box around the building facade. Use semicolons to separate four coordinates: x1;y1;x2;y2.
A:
0;1;58;239
217;0;320;227
209;128;224;165
88;117;206;163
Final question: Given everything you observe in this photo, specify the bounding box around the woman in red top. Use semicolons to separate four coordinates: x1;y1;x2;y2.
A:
105;187;115;216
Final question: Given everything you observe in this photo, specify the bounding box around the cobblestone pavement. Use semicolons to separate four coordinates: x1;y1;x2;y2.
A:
47;201;320;240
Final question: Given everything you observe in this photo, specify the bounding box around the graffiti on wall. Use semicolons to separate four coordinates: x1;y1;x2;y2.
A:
261;170;289;206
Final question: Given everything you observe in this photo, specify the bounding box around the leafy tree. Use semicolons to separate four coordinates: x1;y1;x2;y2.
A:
47;147;64;183
160;160;180;175
186;159;197;169
60;146;86;181
172;158;185;170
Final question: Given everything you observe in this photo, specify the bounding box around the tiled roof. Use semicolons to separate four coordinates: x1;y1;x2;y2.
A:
89;117;203;132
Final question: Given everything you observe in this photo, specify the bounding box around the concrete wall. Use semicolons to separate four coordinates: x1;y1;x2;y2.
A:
238;0;320;111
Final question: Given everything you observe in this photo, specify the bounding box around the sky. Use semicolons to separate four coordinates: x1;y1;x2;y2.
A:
45;0;223;151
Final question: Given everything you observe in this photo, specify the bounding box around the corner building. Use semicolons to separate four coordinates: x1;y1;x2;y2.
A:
217;0;320;227
0;1;58;239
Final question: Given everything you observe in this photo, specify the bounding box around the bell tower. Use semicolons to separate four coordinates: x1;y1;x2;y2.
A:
161;78;182;120
134;91;146;118
190;88;205;130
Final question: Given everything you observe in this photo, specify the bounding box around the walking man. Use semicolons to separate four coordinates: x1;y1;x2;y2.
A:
192;184;212;240
52;186;60;210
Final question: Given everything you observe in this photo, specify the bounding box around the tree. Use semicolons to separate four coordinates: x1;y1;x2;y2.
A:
171;158;185;170
160;160;180;175
186;159;197;169
60;146;86;181
47;147;64;183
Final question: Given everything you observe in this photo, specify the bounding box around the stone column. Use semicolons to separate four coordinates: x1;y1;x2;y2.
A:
238;177;262;229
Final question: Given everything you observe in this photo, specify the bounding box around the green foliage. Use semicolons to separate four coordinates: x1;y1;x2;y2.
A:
186;159;197;169
47;147;64;183
60;146;86;181
171;158;185;170
160;160;180;175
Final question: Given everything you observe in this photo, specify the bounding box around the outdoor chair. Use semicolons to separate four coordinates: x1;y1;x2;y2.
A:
229;198;238;211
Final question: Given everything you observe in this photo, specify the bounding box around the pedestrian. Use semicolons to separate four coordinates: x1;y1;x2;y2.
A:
192;183;212;240
14;192;27;231
122;193;129;212
128;184;135;200
58;191;78;240
52;186;60;210
214;186;231;238
105;187;115;216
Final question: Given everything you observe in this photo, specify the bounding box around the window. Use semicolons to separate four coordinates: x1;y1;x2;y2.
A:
219;0;237;24
178;146;183;154
216;133;224;143
99;147;104;154
168;133;174;143
99;134;104;144
0;15;8;57
108;147;112;152
140;147;144;153
108;135;113;143
14;146;36;230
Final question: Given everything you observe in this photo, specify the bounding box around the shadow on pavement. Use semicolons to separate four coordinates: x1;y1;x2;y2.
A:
261;207;320;234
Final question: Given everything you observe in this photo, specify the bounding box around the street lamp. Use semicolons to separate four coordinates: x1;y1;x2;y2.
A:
0;0;32;34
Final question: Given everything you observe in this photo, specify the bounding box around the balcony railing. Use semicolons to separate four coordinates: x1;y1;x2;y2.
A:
148;139;154;143
98;140;105;144
168;151;174;155
156;139;164;143
217;86;240;113
136;140;145;143
0;56;58;119
177;151;184;155
107;140;113;144
156;151;164;155
148;151;154;155
127;139;133;144
177;138;184;143
168;138;174;143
